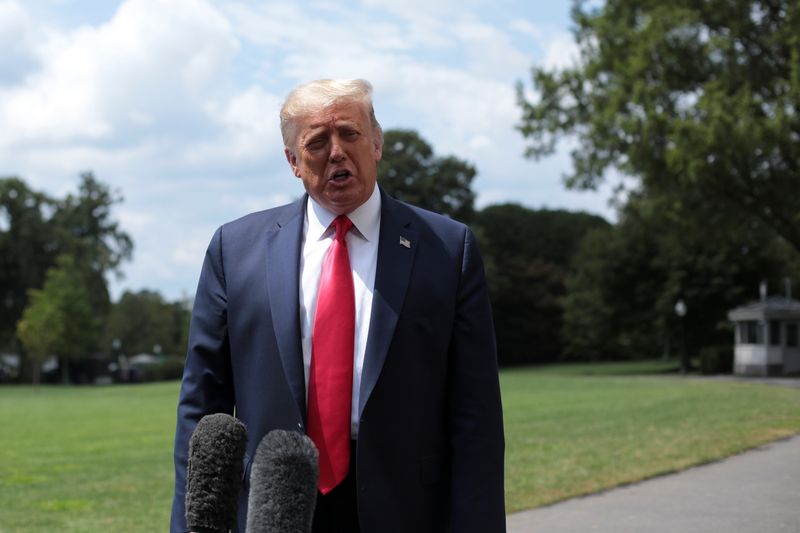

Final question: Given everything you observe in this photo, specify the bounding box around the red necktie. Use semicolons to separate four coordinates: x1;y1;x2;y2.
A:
307;215;355;494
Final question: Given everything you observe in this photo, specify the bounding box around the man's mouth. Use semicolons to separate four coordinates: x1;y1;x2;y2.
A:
330;169;351;181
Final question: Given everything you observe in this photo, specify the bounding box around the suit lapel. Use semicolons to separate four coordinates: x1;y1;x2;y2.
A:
359;190;418;416
265;197;307;418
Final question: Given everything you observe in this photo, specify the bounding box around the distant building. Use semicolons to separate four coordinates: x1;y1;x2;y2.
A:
728;297;800;376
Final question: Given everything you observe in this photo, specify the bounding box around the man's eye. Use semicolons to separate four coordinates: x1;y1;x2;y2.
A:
306;138;326;150
343;130;359;139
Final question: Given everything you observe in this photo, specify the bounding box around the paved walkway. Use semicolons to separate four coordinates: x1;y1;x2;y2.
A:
507;431;800;532
694;375;800;389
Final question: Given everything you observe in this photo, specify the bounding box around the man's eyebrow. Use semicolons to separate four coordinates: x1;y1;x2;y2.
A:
335;121;361;130
301;128;328;142
304;121;329;132
301;120;360;141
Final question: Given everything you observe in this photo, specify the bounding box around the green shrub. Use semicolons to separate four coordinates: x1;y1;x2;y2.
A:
133;357;184;382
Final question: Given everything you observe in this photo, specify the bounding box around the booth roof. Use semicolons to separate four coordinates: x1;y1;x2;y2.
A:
728;297;800;321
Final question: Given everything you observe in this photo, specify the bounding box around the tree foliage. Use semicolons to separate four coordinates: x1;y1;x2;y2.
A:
16;255;96;382
1;178;55;348
562;193;796;360
16;291;64;386
104;290;190;357
378;129;477;222
0;174;132;351
477;204;610;270
518;0;800;253
474;204;609;365
51;173;133;319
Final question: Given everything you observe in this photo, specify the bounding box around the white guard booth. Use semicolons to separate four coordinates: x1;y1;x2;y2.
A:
728;297;800;376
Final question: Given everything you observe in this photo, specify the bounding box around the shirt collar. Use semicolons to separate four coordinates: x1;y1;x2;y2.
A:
306;185;381;243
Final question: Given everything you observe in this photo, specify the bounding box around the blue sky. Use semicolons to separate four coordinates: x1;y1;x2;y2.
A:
1;0;614;300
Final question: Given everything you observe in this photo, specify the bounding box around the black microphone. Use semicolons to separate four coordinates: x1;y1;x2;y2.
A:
246;430;319;533
185;413;248;533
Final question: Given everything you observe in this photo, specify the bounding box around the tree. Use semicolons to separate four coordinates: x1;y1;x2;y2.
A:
16;255;96;382
49;173;133;323
378;129;477;222
104;290;191;357
0;174;132;361
562;192;795;361
476;204;609;270
474;204;609;364
561;207;667;360
16;292;64;386
0;178;56;350
517;0;800;253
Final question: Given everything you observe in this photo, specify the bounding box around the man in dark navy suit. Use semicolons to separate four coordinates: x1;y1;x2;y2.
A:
171;79;505;533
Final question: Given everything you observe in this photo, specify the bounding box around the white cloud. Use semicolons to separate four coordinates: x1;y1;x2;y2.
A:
0;0;40;85
359;0;476;21
218;0;532;189
0;0;238;146
451;19;532;78
357;0;459;48
467;135;493;151
190;85;284;163
509;18;543;40
171;233;213;268
222;2;305;49
225;0;450;62
542;31;580;70
2;0;613;301
117;208;155;232
377;65;519;152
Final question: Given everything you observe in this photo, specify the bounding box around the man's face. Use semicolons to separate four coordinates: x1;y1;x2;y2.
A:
285;100;382;215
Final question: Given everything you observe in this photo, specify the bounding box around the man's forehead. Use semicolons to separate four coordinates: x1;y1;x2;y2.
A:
302;101;368;129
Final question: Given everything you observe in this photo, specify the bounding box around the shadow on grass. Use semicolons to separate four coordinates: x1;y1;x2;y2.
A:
512;359;686;377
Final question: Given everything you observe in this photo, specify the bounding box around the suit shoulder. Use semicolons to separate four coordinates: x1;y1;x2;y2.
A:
387;196;470;238
217;198;305;238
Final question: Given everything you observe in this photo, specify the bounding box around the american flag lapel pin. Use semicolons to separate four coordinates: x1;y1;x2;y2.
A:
399;236;411;248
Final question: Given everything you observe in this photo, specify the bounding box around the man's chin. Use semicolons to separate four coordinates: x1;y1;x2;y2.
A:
320;190;366;215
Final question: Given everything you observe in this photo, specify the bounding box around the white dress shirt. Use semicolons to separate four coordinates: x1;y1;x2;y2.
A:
299;185;381;439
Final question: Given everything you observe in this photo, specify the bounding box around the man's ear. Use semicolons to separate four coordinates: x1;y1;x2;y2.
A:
373;139;382;162
285;148;302;178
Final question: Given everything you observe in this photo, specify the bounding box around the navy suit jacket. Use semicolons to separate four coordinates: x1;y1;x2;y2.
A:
171;188;505;532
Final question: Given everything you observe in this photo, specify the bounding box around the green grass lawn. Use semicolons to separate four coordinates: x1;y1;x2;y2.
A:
0;383;177;532
502;363;800;512
1;363;800;530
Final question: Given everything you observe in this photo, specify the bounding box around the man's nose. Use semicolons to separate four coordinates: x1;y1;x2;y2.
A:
329;136;346;162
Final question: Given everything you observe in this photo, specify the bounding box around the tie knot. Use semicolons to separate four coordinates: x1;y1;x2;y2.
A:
332;215;353;240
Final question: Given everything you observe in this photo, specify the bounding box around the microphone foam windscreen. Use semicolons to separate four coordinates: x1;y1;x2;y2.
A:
246;430;319;533
185;413;248;533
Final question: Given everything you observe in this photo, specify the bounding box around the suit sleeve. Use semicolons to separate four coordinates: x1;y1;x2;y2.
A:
448;227;506;532
170;227;236;533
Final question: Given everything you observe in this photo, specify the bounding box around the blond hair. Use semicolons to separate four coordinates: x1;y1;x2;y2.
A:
280;78;383;151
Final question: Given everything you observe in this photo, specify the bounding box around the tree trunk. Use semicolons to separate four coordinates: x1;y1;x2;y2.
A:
59;355;70;384
16;340;34;383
